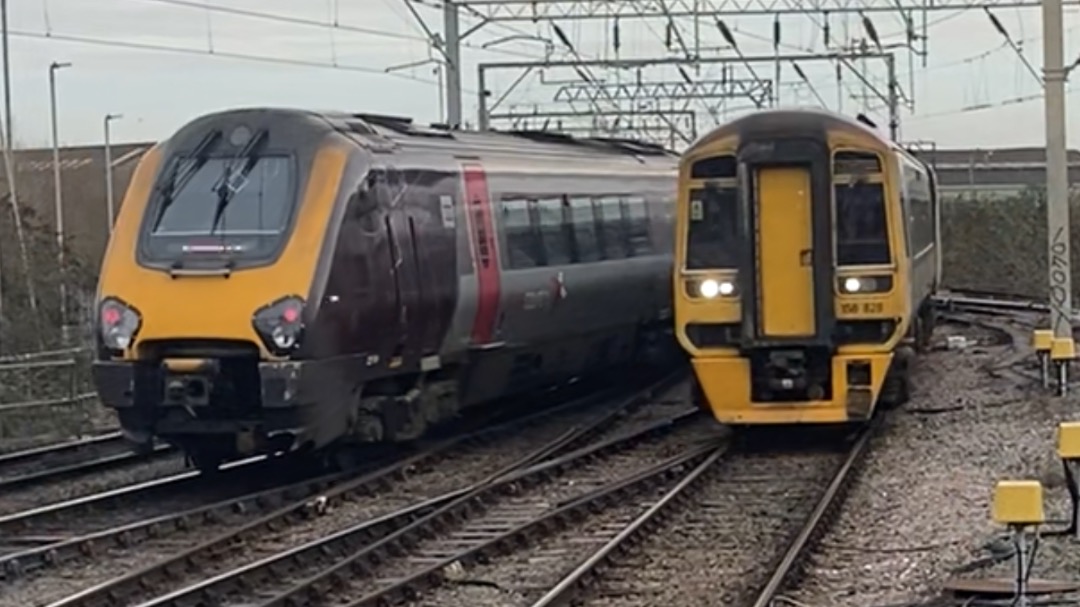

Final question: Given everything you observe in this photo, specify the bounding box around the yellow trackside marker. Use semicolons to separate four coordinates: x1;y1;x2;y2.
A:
991;479;1045;606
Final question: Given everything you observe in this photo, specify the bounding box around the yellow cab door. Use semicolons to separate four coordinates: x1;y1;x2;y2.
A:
755;166;815;337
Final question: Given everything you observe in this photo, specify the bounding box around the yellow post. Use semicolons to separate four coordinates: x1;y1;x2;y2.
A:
1050;337;1076;396
1034;329;1053;388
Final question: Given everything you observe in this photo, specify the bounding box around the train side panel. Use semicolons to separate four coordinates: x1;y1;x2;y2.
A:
445;159;677;407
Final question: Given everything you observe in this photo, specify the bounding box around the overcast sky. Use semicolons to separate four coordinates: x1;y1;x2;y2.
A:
4;0;1079;149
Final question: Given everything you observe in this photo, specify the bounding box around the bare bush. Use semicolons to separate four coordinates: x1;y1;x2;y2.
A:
0;348;112;450
0;195;106;446
941;188;1080;300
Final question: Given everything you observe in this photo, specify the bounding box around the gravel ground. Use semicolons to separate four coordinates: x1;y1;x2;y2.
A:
0;453;187;516
4;392;641;607
777;314;1068;607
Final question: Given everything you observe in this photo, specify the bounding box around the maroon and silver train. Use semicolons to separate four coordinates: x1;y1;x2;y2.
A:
93;108;679;469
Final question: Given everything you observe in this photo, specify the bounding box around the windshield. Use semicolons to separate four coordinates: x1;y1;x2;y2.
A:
686;186;739;270
141;154;295;263
834;181;890;266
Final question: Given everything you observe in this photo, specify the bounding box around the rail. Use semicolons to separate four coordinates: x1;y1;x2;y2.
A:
17;370;682;601
530;417;882;607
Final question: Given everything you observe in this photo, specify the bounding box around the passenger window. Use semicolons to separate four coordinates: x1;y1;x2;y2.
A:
686;185;739;270
537;197;573;266
596;196;627;259
502;198;540;269
569;196;602;263
621;196;653;256
834;182;891;265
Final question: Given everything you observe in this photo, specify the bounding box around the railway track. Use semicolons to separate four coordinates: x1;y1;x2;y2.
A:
8;369;683;607
454;418;880;607
86;391;710;607
0;431;173;493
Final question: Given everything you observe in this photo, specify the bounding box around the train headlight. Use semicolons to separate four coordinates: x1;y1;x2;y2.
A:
253;295;306;356
98;297;142;353
699;279;736;299
843;277;868;293
700;279;721;298
839;275;892;294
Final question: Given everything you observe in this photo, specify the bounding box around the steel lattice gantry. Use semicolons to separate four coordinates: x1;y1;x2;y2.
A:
455;0;1074;19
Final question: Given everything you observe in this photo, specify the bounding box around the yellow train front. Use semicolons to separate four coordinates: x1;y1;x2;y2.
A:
674;108;941;425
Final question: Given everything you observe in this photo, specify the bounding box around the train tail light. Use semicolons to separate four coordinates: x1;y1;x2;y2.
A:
99;297;142;353
252;295;305;356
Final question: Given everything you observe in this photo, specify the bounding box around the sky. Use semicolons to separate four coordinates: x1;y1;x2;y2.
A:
3;0;1079;150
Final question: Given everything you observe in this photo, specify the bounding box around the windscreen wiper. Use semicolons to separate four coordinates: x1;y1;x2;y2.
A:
208;129;269;235
151;129;224;232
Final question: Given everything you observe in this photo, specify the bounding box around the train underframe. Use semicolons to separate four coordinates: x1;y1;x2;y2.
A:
93;321;678;471
691;303;936;425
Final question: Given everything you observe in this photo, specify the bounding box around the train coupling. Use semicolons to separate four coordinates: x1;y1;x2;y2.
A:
161;358;219;408
761;350;809;391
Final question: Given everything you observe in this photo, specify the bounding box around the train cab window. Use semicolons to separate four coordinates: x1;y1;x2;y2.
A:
690;155;737;179
595;196;628;260
502;198;540;269
569;196;602;263
621;196;653;256
834;181;891;265
686;185;738;270
537;197;573;266
143;155;295;263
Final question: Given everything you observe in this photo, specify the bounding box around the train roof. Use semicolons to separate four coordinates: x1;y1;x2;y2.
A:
685;107;894;156
317;110;679;162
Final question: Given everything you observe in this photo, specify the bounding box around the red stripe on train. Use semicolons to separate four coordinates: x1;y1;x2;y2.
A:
461;163;501;345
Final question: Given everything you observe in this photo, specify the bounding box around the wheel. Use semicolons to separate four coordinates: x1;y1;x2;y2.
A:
187;445;228;474
879;366;911;408
915;306;936;354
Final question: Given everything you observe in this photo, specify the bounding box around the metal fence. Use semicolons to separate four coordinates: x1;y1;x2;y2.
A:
0;345;112;451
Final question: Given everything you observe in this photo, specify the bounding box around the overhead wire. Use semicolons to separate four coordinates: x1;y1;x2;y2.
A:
7;28;471;88
130;0;560;60
17;0;610;97
24;1;1078;134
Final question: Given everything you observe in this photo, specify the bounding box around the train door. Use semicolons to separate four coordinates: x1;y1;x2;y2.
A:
403;211;439;356
388;211;425;359
755;166;816;337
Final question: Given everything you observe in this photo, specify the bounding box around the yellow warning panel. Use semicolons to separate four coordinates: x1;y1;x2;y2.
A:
1033;329;1053;352
1058;422;1080;459
992;480;1044;526
756;167;815;338
1051;337;1076;361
